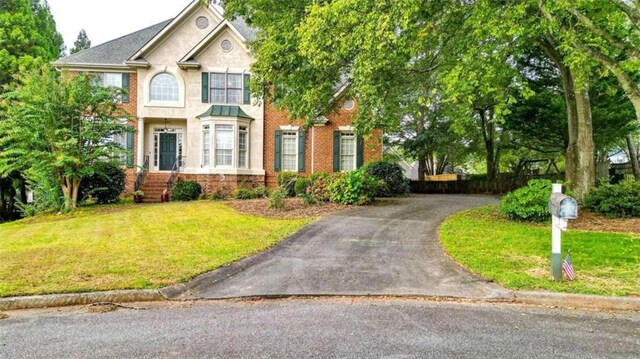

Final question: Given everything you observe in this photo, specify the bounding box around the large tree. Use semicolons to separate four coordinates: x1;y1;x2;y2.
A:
0;66;130;210
70;29;91;54
0;0;63;220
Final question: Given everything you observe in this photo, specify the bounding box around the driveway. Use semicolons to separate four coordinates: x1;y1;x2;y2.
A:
174;195;511;300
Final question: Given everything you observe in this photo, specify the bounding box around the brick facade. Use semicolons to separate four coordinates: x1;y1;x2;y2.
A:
263;100;383;188
121;73;138;195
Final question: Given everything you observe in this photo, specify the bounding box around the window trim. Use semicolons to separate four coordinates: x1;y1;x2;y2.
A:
281;131;299;172
339;132;357;172
202;124;211;167
214;124;235;168
207;71;249;105
145;70;185;108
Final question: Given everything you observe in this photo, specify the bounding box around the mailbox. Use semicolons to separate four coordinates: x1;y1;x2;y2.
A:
548;193;578;220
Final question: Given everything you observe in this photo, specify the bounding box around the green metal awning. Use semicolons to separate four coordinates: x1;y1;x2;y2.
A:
197;105;255;120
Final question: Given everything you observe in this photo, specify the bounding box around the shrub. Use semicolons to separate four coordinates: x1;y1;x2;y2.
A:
277;172;298;197
307;172;332;202
210;185;231;201
328;169;380;205
233;188;255;200
500;179;554;222
80;162;126;204
294;177;311;197
170;180;202;202
584;179;640;217
253;186;269;199
363;160;409;197
300;193;318;205
269;188;287;209
233;186;269;200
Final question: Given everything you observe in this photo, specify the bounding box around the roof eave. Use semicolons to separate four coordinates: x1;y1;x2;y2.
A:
124;60;151;69
177;61;201;70
52;62;134;72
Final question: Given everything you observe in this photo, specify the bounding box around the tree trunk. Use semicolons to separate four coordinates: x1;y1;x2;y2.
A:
479;109;499;182
417;154;427;182
627;134;640;180
573;87;596;200
539;39;582;196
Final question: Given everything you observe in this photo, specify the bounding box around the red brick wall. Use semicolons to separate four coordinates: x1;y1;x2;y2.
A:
121;73;138;195
263;100;383;188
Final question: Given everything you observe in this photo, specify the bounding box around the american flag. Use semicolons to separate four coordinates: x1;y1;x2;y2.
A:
562;253;576;281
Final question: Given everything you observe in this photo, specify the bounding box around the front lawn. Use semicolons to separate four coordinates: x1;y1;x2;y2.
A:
440;205;640;296
0;202;312;297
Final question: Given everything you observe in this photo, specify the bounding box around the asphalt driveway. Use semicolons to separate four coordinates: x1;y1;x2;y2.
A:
174;194;511;300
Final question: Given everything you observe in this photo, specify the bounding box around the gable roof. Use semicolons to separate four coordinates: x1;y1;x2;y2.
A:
54;19;172;69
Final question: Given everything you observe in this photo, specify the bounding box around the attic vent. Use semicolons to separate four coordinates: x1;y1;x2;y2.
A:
196;16;209;29
221;39;233;52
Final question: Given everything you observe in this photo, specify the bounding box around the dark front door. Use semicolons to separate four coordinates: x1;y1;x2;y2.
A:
159;133;177;171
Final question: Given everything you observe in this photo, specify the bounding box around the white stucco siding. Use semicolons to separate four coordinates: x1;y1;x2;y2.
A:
136;13;264;175
145;7;221;66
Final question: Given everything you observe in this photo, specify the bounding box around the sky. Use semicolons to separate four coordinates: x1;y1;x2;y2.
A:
48;0;193;51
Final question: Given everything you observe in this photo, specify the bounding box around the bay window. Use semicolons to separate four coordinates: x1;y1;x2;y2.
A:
239;126;248;168
202;125;210;167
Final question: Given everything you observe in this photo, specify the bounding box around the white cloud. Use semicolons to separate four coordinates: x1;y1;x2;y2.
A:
48;0;193;51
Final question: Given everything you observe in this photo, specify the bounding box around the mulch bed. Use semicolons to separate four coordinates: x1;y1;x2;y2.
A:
225;198;350;219
571;210;640;235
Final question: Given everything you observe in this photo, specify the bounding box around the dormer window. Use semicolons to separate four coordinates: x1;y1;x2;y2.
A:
150;72;179;102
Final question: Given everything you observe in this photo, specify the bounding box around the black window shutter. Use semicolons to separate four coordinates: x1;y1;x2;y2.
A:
126;130;134;168
201;72;209;103
356;137;364;168
298;130;306;172
274;130;282;172
333;131;341;172
121;73;130;103
243;74;251;104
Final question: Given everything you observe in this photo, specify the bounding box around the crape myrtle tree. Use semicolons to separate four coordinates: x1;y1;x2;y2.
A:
0;65;131;210
0;0;64;220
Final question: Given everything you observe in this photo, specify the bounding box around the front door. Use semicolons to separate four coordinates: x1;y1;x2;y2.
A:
159;133;177;171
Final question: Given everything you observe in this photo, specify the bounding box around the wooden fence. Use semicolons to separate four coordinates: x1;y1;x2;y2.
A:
410;174;565;195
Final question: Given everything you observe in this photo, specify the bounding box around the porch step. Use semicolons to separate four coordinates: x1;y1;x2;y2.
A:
139;173;171;202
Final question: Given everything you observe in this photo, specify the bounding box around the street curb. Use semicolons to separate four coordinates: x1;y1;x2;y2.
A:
514;291;640;311
0;290;165;311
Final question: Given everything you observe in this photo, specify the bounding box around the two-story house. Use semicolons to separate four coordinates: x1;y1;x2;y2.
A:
54;1;382;201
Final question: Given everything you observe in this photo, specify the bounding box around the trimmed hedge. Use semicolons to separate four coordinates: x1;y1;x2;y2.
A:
171;180;202;202
500;179;554;222
363;160;409;197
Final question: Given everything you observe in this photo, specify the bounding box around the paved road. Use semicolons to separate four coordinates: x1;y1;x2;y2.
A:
2;299;638;358
178;195;509;300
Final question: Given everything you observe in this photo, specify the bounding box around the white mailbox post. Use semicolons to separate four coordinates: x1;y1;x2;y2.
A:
548;184;578;281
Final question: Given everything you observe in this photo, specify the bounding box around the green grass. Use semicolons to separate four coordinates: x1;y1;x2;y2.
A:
0;202;312;298
440;205;640;296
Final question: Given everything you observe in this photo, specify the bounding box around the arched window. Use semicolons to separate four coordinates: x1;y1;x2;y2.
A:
150;73;179;102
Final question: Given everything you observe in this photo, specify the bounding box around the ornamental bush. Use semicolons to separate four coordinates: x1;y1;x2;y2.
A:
294;177;311;197
233;186;269;200
583;179;640;218
233;188;255;200
269;188;287;209
328;169;380;205
500;179;554;222
363;160;409;197
307;172;332;202
277;172;298;197
80;162;126;204
170;180;202;201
